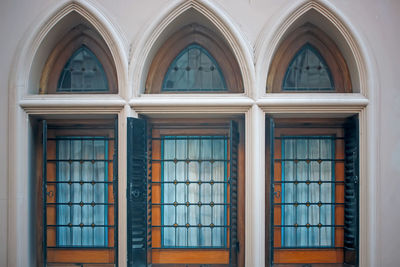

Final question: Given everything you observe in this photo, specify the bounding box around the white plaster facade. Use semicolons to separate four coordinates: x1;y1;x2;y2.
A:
0;0;399;266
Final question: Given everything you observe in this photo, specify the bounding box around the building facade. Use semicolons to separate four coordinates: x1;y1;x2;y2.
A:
1;0;399;266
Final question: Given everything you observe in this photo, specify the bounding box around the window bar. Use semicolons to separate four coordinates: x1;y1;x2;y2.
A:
156;135;232;249
275;136;340;249
42;120;48;267
43;124;118;266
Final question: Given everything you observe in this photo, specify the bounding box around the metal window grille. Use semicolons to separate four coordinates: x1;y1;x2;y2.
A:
42;120;118;266
151;136;229;248
271;135;345;249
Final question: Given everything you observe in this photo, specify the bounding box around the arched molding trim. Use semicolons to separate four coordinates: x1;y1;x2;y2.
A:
9;0;127;97
255;0;369;96
146;24;243;93
39;24;118;94
129;0;254;97
267;24;352;93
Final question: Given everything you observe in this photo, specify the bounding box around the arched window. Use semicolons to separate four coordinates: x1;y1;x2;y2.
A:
57;45;109;92
40;25;117;94
267;24;352;93
146;24;243;93
162;44;227;92
283;43;334;91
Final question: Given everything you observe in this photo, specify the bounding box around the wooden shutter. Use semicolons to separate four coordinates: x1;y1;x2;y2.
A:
42;120;48;267
343;115;359;266
265;116;275;266
127;117;149;267
229;120;239;266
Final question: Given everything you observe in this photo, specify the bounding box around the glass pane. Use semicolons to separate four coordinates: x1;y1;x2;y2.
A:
162;44;227;92
57;46;108;92
283;44;334;91
56;137;108;247
161;136;228;248
281;136;334;247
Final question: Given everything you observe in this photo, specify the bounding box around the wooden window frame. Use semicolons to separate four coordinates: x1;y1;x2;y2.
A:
146;118;245;266
266;118;350;266
39;25;118;94
38;119;118;266
145;24;243;94
267;24;352;93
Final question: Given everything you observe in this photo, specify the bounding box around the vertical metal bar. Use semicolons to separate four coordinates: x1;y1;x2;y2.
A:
113;118;119;266
42;120;47;267
268;117;275;266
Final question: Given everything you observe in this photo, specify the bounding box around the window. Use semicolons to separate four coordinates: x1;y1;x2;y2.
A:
127;118;243;266
162;44;227;92
39;25;118;94
267;24;352;93
41;120;118;266
57;45;109;92
266;117;359;266
282;44;334;91
145;24;243;93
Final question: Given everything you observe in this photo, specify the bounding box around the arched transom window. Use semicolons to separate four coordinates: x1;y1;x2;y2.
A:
162;44;227;92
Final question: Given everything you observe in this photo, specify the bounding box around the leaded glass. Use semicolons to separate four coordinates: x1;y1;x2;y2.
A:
56;137;109;246
159;136;228;248
283;44;334;91
162;44;227;92
280;136;335;247
57;46;108;92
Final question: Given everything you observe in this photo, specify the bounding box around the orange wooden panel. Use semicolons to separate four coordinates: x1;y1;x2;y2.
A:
274;249;343;264
335;162;345;181
152;249;229;264
47;249;114;263
335;228;344;247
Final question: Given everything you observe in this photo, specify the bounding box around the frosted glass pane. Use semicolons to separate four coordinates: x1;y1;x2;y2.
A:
283;44;334;91
58;46;108;92
162;44;227;92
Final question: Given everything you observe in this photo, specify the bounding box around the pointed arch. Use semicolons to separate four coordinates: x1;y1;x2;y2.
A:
162;44;227;92
39;23;117;93
267;24;351;93
11;0;127;96
129;0;254;96
255;0;368;95
145;23;242;93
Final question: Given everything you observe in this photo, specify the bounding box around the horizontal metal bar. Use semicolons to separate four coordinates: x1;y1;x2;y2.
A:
48;137;114;141
273;225;344;228
151;159;229;162
152;136;229;140
152;246;228;249
151;180;228;184
273;180;344;184
275;136;344;140
47;224;115;228
47;159;112;162
46;202;115;206
274;158;344;162
152;202;229;206
47;181;112;184
152;225;229;228
273;246;344;249
273;202;344;206
47;246;116;249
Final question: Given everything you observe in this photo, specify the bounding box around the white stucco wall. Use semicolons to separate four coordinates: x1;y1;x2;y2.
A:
0;0;399;266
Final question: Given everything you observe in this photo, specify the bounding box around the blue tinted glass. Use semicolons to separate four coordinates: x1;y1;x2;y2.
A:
57;46;108;92
162;44;227;92
283;44;334;91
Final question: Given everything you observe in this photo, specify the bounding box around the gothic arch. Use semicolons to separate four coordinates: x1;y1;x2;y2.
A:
129;0;254;97
10;0;127;97
255;0;370;95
